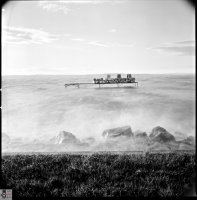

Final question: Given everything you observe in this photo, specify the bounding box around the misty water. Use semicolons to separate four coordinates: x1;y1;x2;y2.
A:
2;74;195;151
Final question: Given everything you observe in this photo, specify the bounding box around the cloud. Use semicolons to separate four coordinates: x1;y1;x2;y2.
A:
37;0;125;14
88;41;111;47
166;40;195;46
71;38;85;41
148;40;195;56
37;1;71;14
49;44;92;52
108;29;123;33
7;67;82;75
63;34;72;36
113;43;133;47
108;29;117;33
2;26;60;44
88;41;133;47
57;0;125;4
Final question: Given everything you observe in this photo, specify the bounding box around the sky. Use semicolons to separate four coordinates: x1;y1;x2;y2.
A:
2;0;195;75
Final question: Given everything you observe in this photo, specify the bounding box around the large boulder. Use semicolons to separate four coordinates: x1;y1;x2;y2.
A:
10;137;23;144
173;131;187;141
185;136;195;142
134;130;150;145
50;131;79;144
180;136;195;146
179;141;195;150
81;137;95;145
102;126;134;140
149;126;175;143
148;142;170;151
29;139;41;144
134;130;149;139
2;132;11;144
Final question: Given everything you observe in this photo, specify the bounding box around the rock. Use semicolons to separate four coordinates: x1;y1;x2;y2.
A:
134;130;148;139
179;142;195;150
149;126;175;143
134;130;150;144
102;126;134;140
49;131;79;144
148;142;170;151
12;137;22;142
30;139;40;144
186;136;195;142
166;141;182;151
10;137;23;145
2;132;11;144
173;131;187;141
81;137;95;144
148;141;180;151
79;137;96;148
180;136;195;146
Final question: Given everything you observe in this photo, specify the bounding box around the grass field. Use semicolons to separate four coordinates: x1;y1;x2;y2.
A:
1;151;196;197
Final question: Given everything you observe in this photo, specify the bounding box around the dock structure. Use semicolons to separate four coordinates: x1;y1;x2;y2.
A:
65;74;138;88
65;82;138;88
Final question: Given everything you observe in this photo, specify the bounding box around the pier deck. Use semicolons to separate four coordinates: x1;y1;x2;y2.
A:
65;82;138;88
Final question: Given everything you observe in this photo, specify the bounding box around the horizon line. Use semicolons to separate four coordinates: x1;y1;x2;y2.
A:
1;72;195;76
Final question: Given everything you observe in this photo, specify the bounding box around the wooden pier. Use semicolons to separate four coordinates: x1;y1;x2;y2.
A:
65;82;138;88
65;74;138;89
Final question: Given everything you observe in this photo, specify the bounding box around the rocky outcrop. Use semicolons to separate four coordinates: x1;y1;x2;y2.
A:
149;126;175;143
102;126;134;140
30;139;40;144
186;136;195;142
10;137;23;144
148;142;170;151
179;141;195;150
81;137;95;145
173;131;187;141
2;125;195;152
49;131;79;144
134;130;149;139
2;132;11;144
179;136;195;146
134;130;150;145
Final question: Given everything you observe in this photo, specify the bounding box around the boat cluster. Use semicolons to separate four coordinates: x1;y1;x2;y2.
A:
93;74;135;84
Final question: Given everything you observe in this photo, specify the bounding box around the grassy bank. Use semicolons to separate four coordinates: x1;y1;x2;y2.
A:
1;152;196;197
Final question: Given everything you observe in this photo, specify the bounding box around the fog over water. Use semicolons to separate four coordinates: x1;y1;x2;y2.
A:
2;74;195;146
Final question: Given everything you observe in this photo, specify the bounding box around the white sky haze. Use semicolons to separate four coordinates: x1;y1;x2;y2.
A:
2;0;195;75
